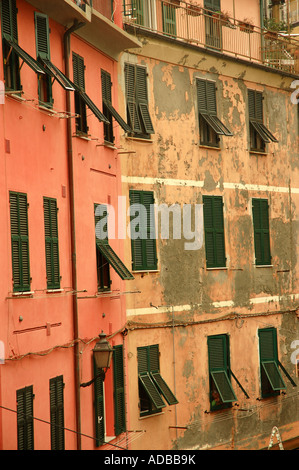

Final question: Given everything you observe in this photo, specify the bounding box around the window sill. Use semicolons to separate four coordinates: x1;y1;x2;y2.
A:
46;288;64;293
255;265;273;268
139;411;164;420
206;267;228;271
103;141;117;150
11;291;34;297
198;144;220;150
73;133;91;141
132;269;159;274
126;136;153;143
38;104;56;115
249;150;268;156
5;91;25;102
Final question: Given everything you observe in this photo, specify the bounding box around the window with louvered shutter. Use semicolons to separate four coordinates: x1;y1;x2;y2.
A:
252;198;271;266
204;0;221;11
73;52;88;133
129;190;157;271
1;0;21;91
9;192;30;292
208;335;237;410
94;359;105;447
44;197;60;289
17;385;34;450
197;79;232;147
50;376;65;450
258;328;286;398
248;89;278;151
113;345;126;436
125;63;154;137
137;344;178;417
203;195;226;268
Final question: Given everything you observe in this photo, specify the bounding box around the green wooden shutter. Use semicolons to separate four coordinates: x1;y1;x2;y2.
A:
94;359;105;447
252;198;271;265
204;0;221;11
10;192;30;292
1;0;18;42
17;386;34;450
132;0;144;25
113;345;126;436
101;69;131;134
129;190;157;271
258;328;286;395
125;63;142;133
50;376;65;450
208;335;236;404
136;66;155;134
73;52;85;91
44;197;60;289
203;195;226;268
35;13;50;59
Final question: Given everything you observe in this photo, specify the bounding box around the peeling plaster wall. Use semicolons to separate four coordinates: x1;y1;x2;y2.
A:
119;31;299;450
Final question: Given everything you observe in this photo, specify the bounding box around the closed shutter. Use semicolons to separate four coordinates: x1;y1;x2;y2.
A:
203;195;226;268
1;0;18;42
50;376;65;450
94;359;105;447
10;192;30;292
35;13;50;59
44;197;60;289
17;386;34;450
129;190;157;271
252;198;271;265
113;345;126;436
208;335;237;404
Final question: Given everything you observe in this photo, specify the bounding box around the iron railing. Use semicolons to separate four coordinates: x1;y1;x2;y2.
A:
123;0;299;74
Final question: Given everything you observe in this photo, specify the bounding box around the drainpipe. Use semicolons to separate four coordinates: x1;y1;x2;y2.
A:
63;19;85;451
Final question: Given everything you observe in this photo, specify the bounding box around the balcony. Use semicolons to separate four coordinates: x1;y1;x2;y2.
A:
122;0;299;75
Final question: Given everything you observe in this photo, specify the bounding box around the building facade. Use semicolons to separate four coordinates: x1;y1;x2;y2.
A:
118;0;299;450
0;0;139;450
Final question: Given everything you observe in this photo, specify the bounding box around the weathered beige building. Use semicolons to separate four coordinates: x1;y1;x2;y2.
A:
116;0;299;450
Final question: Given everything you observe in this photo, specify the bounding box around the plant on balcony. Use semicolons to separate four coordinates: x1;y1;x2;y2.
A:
186;1;202;17
238;18;255;33
263;18;290;40
212;10;232;27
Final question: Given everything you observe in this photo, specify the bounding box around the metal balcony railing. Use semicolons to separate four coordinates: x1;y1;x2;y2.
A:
123;0;299;74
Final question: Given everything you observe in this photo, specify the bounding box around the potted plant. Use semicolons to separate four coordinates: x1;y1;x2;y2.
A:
213;10;232;27
186;2;202;17
238;18;255;33
263;17;289;40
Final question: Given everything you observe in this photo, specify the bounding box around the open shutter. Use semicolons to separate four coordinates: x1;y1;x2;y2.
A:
248;89;278;143
208;335;237;404
94;359;105;447
50;376;65;450
101;69;131;133
35;13;50;60
162;3;177;36
10;192;30;292
113;345;126;436
44;197;60;289
125;63;142;133
136;66;155;134
259;328;286;394
1;0;18;42
72;53;85;91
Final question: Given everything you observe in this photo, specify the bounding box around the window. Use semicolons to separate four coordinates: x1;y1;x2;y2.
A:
17;385;34;450
1;0;45;92
44;197;60;290
258;328;286;398
204;0;222;49
94;203;133;291
9;191;30;292
50;376;65;450
207;335;238;411
137;344;178;417
101;69;131;144
197;79;232;147
252;198;271;266
125;63;154;138
35;13;52;107
162;2;177;36
129;190;157;271
203;195;226;268
113;345;126;436
248;89;278;152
